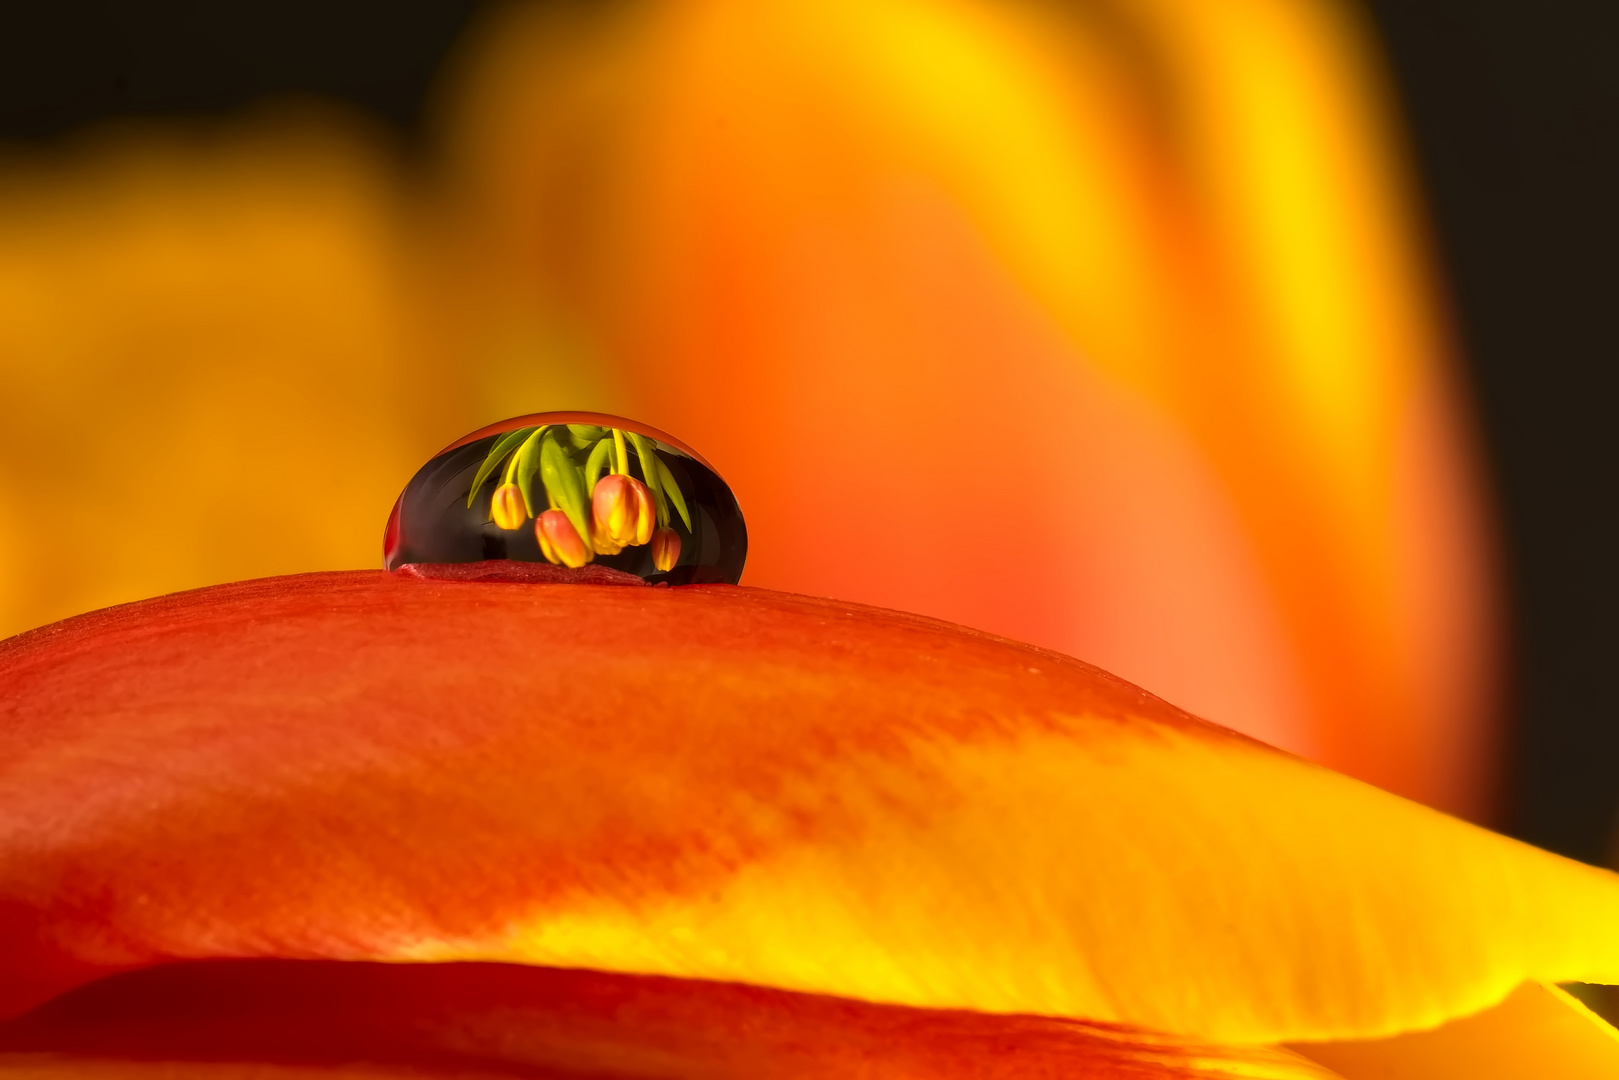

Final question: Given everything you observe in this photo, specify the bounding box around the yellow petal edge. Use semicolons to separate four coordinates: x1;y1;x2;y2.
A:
405;686;1619;1046
1294;981;1619;1079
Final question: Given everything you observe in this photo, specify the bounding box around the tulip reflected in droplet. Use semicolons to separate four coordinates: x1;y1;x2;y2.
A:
536;509;591;568
651;527;681;572
594;474;654;548
384;412;746;585
490;483;527;531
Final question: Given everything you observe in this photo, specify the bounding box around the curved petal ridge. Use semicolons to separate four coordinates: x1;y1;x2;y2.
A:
1291;981;1619;1079
0;960;1334;1080
1;572;1615;1044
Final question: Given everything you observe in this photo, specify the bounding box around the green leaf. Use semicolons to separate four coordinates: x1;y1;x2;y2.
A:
466;427;535;508
564;424;606;449
513;428;547;516
541;429;592;550
626;431;670;529
584;436;613;496
654;453;692;531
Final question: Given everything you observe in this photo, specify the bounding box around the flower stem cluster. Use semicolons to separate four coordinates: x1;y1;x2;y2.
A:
471;424;688;572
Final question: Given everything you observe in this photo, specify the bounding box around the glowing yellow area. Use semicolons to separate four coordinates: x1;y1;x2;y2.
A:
1294;982;1619;1079
402;720;1619;1046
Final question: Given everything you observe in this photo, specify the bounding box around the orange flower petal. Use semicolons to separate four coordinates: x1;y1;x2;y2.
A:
0;960;1333;1079
0;573;1613;1046
439;0;1500;818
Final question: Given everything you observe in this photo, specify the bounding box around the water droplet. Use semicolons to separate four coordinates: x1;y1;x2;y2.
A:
384;413;747;586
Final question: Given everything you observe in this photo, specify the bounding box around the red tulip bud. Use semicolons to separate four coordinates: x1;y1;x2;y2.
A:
490;483;527;531
593;474;655;547
651;527;681;572
535;509;592;568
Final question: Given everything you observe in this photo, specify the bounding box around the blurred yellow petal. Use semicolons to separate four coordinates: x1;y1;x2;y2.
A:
439;0;1500;819
0;111;473;640
1122;0;1501;829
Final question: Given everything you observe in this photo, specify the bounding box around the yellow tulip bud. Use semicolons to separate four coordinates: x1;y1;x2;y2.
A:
489;483;527;531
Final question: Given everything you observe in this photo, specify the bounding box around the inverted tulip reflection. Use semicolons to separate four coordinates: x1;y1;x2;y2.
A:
384;412;745;585
438;0;1500;821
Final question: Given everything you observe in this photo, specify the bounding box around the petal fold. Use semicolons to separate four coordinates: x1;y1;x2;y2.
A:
0;960;1334;1079
1292;981;1619;1079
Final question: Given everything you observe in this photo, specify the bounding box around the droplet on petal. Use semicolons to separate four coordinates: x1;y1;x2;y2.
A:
385;412;747;585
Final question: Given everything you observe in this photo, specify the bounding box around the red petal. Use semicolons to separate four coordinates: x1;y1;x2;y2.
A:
0;960;1324;1079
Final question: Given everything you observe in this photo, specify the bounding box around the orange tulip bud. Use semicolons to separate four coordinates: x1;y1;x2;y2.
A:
593;473;655;547
650;527;680;572
489;483;527;531
535;509;591;568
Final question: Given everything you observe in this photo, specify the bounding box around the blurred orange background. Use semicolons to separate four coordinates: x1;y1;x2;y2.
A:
0;0;1501;822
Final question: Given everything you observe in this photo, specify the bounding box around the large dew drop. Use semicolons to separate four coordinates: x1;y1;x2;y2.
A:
385;413;746;586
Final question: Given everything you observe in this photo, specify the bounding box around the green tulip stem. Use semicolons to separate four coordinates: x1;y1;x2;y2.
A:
612;428;629;476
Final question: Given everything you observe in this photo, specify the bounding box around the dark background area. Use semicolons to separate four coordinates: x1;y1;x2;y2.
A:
1;0;1613;862
1360;0;1619;864
0;2;483;141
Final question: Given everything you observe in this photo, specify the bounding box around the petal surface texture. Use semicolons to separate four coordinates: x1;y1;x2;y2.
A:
0;960;1337;1079
0;573;1614;1044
